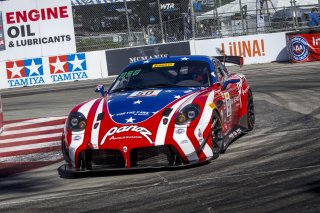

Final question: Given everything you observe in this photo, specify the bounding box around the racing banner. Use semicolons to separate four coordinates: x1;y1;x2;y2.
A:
105;41;191;76
0;0;76;61
286;31;320;63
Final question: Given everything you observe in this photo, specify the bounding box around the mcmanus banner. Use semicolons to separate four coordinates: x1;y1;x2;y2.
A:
105;42;191;76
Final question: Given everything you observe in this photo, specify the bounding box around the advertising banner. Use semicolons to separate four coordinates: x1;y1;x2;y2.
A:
190;32;288;64
0;51;104;89
105;42;191;76
0;0;76;61
286;32;320;63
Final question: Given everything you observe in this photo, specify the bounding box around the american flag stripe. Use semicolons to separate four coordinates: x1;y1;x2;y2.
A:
0;117;65;176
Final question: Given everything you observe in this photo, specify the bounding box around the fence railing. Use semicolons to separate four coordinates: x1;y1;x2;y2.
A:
72;0;320;52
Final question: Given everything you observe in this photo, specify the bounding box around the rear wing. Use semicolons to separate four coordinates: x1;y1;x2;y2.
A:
214;56;244;67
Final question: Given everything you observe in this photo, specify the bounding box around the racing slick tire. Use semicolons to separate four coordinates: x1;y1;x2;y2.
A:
247;90;255;131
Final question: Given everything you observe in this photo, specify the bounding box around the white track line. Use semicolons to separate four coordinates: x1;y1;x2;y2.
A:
0;133;62;144
0;141;60;153
1;125;64;136
4;116;67;128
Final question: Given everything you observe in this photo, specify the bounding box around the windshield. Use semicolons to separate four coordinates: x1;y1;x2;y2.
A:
109;60;211;93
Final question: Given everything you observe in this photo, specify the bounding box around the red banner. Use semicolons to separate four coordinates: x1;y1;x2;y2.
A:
0;93;3;134
286;32;320;63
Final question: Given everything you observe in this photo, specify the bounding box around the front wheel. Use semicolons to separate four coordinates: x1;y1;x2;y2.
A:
211;111;224;158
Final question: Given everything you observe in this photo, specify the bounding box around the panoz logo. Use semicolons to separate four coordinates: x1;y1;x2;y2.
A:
6;58;45;87
100;126;153;146
49;53;88;82
289;36;309;62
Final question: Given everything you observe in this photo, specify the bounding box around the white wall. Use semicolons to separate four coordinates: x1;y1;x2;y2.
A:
190;32;289;64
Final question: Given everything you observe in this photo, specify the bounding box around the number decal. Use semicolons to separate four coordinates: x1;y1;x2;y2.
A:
129;90;162;97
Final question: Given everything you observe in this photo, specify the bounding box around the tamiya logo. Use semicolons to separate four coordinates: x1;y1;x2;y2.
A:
289;36;309;62
49;53;88;82
6;58;45;87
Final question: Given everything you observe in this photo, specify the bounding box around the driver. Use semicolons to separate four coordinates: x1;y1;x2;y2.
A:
188;65;208;85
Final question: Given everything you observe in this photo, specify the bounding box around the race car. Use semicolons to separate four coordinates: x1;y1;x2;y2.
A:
59;55;254;174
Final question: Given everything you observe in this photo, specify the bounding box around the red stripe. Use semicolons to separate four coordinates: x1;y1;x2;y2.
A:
5;119;66;131
0;159;63;177
0;136;61;148
0;146;61;157
0;128;63;140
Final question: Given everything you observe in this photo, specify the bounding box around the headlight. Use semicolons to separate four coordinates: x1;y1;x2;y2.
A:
68;112;87;131
175;104;200;125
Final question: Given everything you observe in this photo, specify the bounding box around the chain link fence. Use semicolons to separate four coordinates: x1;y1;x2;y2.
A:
72;0;320;52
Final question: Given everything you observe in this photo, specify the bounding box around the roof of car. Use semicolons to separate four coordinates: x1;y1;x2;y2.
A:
128;55;213;67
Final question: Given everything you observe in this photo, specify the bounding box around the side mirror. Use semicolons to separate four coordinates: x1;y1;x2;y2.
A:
95;84;106;97
222;79;240;90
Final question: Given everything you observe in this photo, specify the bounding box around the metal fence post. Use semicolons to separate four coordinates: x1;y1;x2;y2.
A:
190;0;196;39
239;0;245;34
157;0;165;43
124;0;132;44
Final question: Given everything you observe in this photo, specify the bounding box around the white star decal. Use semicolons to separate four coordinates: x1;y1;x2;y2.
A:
183;90;193;94
25;60;41;76
165;90;173;93
110;114;114;117
126;117;135;123
152;111;159;114
134;100;142;104
181;57;189;61
143;60;150;64
174;95;181;99
211;72;216;77
8;62;23;78
107;99;112;103
52;57;66;73
69;54;85;71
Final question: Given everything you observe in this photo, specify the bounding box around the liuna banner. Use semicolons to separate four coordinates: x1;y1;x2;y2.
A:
286;31;320;63
0;0;76;61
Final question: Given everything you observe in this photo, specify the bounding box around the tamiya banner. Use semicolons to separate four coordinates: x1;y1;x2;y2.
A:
286;32;320;63
0;0;76;61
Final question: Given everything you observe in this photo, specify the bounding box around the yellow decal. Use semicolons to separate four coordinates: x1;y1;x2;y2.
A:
209;102;216;110
152;63;175;68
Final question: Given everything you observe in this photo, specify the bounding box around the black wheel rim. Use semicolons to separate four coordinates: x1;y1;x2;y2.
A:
211;117;223;154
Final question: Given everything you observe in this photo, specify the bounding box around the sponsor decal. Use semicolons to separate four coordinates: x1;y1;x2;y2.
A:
129;90;162;97
49;53;88;83
152;63;175;68
228;128;242;139
224;92;231;118
6;58;45;87
288;36;309;62
209;102;216;109
114;111;151;117
101;126;153;145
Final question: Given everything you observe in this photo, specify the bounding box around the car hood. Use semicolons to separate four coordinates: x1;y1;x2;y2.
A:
107;88;200;124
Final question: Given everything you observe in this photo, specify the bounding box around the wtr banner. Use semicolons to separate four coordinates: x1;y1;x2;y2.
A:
0;0;76;61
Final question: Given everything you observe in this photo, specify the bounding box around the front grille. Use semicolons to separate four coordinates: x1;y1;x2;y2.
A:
78;149;125;169
130;146;182;168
